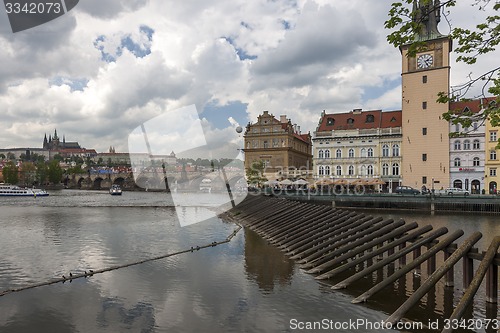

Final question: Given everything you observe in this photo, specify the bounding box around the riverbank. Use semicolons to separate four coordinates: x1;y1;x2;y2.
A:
266;191;500;214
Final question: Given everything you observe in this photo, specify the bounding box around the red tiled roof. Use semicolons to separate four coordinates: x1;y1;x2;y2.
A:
316;110;402;132
449;97;497;114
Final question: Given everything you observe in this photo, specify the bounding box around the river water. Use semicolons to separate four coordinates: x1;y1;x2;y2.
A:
0;190;498;332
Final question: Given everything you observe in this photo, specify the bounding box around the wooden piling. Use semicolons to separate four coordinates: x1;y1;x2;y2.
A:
386;232;481;325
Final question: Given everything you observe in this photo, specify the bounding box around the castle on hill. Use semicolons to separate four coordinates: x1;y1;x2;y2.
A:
42;129;82;150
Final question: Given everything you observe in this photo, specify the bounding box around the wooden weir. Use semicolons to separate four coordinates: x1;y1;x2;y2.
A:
230;195;500;331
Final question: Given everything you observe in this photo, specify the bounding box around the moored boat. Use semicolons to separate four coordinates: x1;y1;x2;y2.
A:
109;184;122;195
0;185;49;197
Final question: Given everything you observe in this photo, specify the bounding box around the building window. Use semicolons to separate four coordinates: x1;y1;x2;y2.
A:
473;122;478;131
490;168;497;177
348;148;355;158
473;140;480;149
336;165;342;176
423;176;427;184
454;157;461;167
454;140;461;150
263;140;269;148
318;150;324;159
392;163;400;176
473;157;480;167
422;128;427;135
366;114;375;123
490;131;497;142
367;165;374;176
463;140;470;150
327;117;335;125
382;163;389;176
422;101;427;109
325;166;330;175
318;166;325;176
348;165;354;176
422;153;427;161
367;148;374;157
272;139;279;147
325;149;331;158
335;149;341;159
347;118;354;124
392;144;400;157
360;148;366;157
360;165;367;176
422;75;427;83
382;144;389;157
490;150;497;160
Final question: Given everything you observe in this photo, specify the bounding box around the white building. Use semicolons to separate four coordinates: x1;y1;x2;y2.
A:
448;100;486;194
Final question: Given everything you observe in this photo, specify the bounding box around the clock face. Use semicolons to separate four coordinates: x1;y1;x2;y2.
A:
417;54;433;69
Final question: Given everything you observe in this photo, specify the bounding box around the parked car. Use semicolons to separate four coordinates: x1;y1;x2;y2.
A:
395;186;420;195
444;187;470;196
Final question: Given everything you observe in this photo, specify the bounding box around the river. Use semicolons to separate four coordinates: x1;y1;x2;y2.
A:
0;190;498;332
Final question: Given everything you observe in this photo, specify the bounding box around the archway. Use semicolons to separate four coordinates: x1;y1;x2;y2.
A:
489;181;497;194
113;177;125;186
453;179;463;189
93;177;103;190
471;179;480;194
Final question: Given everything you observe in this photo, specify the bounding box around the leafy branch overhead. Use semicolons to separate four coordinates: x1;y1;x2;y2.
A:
386;0;500;133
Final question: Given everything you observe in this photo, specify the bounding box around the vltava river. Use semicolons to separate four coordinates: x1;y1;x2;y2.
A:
0;190;497;332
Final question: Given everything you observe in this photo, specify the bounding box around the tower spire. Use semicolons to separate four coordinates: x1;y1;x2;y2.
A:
413;0;443;41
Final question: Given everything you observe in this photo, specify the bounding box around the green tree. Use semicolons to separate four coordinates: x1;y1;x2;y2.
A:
2;161;19;184
20;162;37;185
386;0;500;130
36;161;48;185
245;160;268;187
47;160;63;184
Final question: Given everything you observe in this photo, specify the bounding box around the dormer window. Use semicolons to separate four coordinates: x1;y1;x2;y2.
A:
347;118;354;124
463;106;471;113
326;117;335;126
365;114;375;123
390;117;396;122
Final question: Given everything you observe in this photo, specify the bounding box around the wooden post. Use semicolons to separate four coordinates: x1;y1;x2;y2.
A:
444;244;457;287
486;263;498;304
463;249;477;288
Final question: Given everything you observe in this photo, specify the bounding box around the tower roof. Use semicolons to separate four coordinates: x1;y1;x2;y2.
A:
412;0;444;41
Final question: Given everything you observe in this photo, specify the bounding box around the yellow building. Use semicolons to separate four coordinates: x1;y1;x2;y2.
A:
484;101;500;193
400;1;451;189
243;111;312;180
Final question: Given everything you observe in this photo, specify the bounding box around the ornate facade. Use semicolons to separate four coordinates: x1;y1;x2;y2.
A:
243;111;312;180
313;109;403;192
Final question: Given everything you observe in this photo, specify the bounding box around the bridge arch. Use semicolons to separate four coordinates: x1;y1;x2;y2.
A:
93;177;104;190
113;177;125;186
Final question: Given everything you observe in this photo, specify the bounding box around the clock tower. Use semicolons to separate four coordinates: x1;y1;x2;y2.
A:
401;0;452;189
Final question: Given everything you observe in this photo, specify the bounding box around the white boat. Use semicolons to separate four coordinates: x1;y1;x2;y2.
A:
109;184;122;195
0;185;49;197
199;178;212;193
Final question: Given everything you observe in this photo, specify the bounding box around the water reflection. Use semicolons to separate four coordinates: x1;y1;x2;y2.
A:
244;229;294;292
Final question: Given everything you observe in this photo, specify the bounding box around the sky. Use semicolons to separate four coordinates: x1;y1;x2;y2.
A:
0;0;498;158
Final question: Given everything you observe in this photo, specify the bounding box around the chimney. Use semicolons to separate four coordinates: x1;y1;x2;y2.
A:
280;115;287;123
352;108;362;114
297;125;301;134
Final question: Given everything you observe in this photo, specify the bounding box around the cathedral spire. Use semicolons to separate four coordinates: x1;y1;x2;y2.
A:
412;0;443;41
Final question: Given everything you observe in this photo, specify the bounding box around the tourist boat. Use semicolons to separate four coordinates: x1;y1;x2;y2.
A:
109;184;122;195
199;178;212;193
0;184;49;197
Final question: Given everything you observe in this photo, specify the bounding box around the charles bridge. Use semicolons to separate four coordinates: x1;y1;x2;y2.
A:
64;169;246;192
